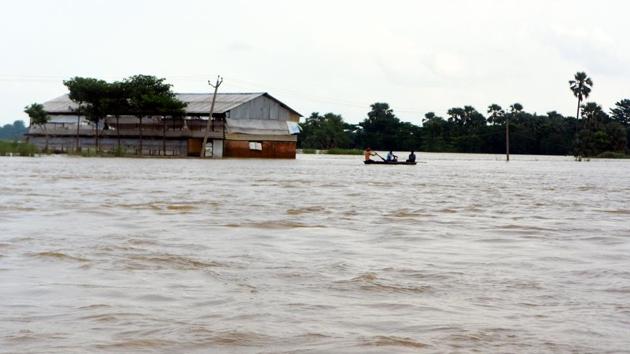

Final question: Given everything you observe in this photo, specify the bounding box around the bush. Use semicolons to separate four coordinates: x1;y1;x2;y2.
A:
595;151;630;159
113;145;126;157
0;140;39;156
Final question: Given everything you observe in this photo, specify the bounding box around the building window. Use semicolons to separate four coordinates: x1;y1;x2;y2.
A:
248;141;262;151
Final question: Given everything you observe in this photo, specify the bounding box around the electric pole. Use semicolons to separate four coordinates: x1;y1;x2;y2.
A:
200;75;223;158
505;115;510;161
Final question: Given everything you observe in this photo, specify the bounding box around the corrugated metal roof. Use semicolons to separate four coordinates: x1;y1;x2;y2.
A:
178;93;265;114
42;92;302;116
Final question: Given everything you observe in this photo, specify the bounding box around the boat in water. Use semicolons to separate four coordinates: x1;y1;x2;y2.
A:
364;160;417;165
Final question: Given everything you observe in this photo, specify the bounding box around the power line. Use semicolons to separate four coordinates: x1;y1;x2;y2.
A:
0;73;430;117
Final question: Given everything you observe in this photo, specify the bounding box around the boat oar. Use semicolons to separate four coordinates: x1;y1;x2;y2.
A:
374;152;386;161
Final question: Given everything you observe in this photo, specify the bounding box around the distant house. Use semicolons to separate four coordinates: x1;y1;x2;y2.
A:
26;92;302;158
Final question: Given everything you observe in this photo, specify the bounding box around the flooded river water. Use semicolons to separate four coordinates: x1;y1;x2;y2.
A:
1;153;629;353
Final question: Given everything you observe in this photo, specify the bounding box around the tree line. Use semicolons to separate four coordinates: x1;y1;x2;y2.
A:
0;120;27;140
299;72;630;158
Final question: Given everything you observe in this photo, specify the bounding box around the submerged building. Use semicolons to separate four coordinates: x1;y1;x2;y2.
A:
26;92;302;158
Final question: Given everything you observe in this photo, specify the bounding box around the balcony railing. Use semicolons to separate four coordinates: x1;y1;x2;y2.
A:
28;124;225;139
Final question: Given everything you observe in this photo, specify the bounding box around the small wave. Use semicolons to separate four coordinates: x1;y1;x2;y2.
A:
126;238;159;246
29;251;89;263
80;312;145;323
117;202;196;212
201;330;272;347
438;208;458;213
95;338;175;349
4;329;67;343
604;287;630;293
135;294;175;302
286;206;326;215
0;206;36;212
166;204;195;211
77;304;111;310
335;272;431;294
226;221;317;229
363;335;428;349
498;224;555;232
506;281;544;290
125;254;223;270
353;272;378;282
381;267;456;281
385;209;418;218
599;209;630;215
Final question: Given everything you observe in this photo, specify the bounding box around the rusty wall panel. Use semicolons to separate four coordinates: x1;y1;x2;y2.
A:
187;138;202;156
224;140;296;159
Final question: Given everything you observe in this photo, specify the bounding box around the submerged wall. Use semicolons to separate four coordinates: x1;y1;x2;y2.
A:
224;140;296;158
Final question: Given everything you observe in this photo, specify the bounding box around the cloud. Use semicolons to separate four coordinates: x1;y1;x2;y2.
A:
544;26;628;76
226;41;255;53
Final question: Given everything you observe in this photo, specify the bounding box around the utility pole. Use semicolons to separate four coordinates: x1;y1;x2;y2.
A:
200;75;223;158
505;116;510;161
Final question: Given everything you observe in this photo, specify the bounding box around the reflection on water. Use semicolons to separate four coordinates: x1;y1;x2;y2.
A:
1;153;630;353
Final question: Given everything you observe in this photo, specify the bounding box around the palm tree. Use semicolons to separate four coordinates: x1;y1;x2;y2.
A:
487;104;505;125
569;72;593;120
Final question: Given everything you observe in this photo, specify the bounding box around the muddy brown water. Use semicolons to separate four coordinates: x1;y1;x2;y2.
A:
1;154;629;353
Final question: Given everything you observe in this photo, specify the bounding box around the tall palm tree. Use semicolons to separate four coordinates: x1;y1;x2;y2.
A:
569;72;593;120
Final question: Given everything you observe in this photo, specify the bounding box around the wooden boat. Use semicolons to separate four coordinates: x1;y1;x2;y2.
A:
364;160;417;165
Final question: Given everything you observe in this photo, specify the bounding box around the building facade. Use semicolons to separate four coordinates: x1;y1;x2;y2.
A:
27;92;302;158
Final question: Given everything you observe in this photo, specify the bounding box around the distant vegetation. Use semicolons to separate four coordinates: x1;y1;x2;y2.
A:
299;72;630;159
0;120;27;140
300;148;362;155
0;140;38;156
326;148;363;155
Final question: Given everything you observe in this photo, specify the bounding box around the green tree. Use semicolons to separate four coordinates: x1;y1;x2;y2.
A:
569;72;593;120
104;81;131;151
610;99;630;126
610;99;630;151
64;77;109;152
24;103;49;151
153;94;186;155
487;104;505;125
447;106;485;129
581;102;608;131
575;102;610;158
421;112;451;151
605;122;628;152
358;103;403;150
299;112;351;149
123;75;184;155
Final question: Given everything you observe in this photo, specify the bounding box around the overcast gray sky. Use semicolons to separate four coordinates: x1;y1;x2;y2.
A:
1;0;629;125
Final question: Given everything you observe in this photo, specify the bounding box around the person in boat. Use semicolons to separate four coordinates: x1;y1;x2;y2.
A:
407;151;416;163
386;151;398;162
364;147;376;162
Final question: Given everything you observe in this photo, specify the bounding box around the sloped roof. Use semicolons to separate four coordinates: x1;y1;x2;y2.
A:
42;92;302;117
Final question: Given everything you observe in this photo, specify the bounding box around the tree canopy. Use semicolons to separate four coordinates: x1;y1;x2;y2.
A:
24;103;49;127
0;120;27;140
298;71;628;158
298;100;630;158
